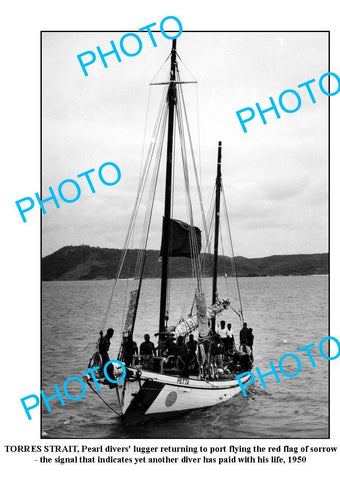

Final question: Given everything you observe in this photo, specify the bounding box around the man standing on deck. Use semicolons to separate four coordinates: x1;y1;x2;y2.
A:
98;328;115;383
121;333;138;366
217;320;228;352
140;334;156;356
239;323;254;361
186;334;198;371
239;322;248;345
140;333;156;370
175;336;189;377
246;328;254;361
226;323;235;351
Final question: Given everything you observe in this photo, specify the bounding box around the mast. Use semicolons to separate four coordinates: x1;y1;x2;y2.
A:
159;39;177;334
212;141;222;332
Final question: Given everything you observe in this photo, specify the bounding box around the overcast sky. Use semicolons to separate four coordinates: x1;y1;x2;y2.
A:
42;31;328;258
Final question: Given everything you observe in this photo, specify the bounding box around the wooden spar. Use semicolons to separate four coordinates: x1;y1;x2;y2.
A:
159;39;177;334
211;141;222;332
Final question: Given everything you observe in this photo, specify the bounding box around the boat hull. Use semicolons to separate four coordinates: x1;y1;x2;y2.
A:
119;368;250;425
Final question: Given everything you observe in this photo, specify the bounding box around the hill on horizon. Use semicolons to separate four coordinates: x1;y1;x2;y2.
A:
41;245;329;281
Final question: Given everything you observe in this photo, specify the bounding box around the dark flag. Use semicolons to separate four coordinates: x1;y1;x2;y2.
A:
160;218;201;258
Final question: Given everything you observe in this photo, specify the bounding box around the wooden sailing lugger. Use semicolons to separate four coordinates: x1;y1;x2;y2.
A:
88;40;253;425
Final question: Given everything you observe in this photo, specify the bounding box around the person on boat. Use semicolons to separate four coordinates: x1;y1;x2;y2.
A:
154;332;167;356
160;334;177;371
217;320;227;337
121;333;138;367
186;334;198;371
140;334;156;356
175;336;189;377
98;328;115;381
240;344;252;370
186;334;197;358
231;344;252;372
217;320;228;353
226;323;235;351
246;327;254;361
164;312;169;330
210;334;225;368
239;322;248;345
139;334;156;370
165;334;177;356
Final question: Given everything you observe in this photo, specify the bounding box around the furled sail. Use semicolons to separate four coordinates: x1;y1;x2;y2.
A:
195;292;209;337
173;297;230;337
122;289;138;337
207;298;230;317
174;315;199;337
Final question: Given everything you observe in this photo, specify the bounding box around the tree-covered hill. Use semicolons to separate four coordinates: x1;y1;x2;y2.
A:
41;245;328;281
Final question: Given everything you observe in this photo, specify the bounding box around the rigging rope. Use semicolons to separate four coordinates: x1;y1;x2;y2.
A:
86;379;122;417
101;49;213;336
135;86;168;277
175;69;202;289
221;181;244;323
149;52;171;85
101;86;168;332
178;80;209;243
135;98;168;278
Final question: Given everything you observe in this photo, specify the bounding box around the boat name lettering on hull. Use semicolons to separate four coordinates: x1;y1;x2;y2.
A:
177;377;189;385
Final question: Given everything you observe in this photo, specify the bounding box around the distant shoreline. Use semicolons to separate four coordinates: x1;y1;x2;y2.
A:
42;245;328;281
42;274;329;282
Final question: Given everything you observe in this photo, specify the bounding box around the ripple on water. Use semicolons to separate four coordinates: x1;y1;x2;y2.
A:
42;276;328;439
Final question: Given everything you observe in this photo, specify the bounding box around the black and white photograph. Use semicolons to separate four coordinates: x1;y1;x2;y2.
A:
2;0;339;476
41;31;328;438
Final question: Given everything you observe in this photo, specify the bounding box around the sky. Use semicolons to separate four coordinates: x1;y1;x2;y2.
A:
42;31;328;258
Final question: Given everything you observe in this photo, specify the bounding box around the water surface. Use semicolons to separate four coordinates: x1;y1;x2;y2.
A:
42;275;328;439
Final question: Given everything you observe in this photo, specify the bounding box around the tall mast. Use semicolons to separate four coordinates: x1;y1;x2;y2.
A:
212;141;222;332
159;39;177;333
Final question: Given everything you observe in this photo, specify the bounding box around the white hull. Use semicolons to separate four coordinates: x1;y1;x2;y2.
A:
119;368;251;424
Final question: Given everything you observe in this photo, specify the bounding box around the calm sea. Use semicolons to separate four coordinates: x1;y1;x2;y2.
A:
42;275;328;439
